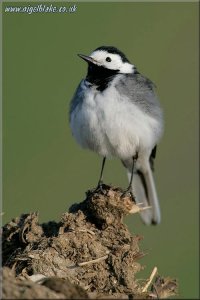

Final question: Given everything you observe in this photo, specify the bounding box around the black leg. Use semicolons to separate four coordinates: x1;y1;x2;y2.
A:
121;153;138;198
126;156;135;192
97;156;106;187
93;157;106;193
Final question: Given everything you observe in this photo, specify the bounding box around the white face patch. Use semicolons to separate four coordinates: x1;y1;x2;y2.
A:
90;50;134;74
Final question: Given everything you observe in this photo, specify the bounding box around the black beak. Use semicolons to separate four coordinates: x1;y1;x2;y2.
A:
78;54;99;65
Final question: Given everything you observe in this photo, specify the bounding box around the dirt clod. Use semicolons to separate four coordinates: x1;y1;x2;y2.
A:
1;185;178;299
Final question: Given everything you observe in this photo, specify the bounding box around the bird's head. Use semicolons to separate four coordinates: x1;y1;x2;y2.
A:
78;46;135;75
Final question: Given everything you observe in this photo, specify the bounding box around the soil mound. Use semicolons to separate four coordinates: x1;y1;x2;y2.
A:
1;184;178;299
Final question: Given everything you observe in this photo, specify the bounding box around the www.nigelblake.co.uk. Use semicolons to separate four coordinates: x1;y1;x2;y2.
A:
4;4;77;14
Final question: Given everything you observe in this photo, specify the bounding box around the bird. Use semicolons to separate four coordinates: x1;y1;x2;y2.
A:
69;46;164;225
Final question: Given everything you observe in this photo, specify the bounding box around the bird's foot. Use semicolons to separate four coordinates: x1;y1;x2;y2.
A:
93;180;106;194
120;187;135;202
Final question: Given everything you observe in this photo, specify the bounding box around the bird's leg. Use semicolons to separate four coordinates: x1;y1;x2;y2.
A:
126;158;135;193
121;153;138;199
94;157;106;192
97;156;106;187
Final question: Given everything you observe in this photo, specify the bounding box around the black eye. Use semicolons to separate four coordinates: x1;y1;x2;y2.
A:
106;57;111;62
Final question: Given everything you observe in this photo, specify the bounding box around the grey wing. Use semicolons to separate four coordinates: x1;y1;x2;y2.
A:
116;73;163;122
69;80;84;121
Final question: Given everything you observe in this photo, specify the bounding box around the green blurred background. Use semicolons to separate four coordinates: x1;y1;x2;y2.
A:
2;2;199;298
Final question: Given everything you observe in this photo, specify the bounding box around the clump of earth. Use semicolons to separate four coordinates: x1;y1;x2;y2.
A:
1;184;178;299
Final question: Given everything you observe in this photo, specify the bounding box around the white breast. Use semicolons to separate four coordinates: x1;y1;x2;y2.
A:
70;77;162;160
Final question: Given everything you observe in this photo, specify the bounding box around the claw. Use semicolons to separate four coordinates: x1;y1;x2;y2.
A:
93;181;106;194
120;189;135;201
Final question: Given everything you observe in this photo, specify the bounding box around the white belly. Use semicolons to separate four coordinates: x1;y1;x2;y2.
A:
70;80;162;160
